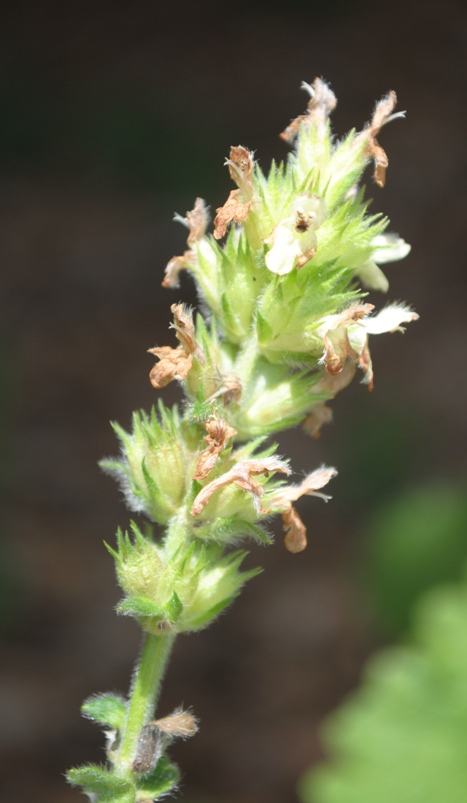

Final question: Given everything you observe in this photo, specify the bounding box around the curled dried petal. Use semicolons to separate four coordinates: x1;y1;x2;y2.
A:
280;77;337;143
359;340;374;390
162;251;193;289
194;415;237;481
162;198;209;288
213;189;252;240
356;91;399;187
270;465;337;511
368;91;399;137
323;327;358;375
313;361;357;396
368;139;389;188
190;457;291;518
213;146;256;240
302;404;333;439
318;302;418;389
226;146;254;199
184;197;209;247
268;466;337;553
317;303;374;376
148;305;203;388
170;304;199;355
282;507;307;553
148;345;192;388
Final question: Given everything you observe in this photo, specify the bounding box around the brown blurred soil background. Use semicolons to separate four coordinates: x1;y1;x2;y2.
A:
1;1;467;801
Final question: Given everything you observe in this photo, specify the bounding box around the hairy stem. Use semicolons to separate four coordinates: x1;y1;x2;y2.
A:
114;631;176;776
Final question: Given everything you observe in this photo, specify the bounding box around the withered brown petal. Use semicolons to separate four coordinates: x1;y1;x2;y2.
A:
359;340;374;390
357;91;397;187
213;190;252;240
283;507;308;553
296;245;317;269
280;78;337;143
186;197;209;247
170;303;204;365
269;465;337;510
227;146;254;187
323;328;358;375
369;91;397;136
190;458;290;517
370;139;389;188
313;361;357;397
162;251;192;289
193;416;237;481
280;116;307;144
302;403;333;439
148;345;193;388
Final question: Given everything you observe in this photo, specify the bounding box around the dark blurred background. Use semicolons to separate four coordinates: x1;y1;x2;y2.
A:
1;1;467;801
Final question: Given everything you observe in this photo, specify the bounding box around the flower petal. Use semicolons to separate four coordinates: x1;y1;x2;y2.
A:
372;233;411;264
226;146;254;200
361;303;419;335
268;465;337;510
190;457;291;517
162;198;209;288
283;507;308;553
302;404;333;439
280;77;337;143
194;415;237;481
357;260;390;293
148;345;193;388
213;189;252;240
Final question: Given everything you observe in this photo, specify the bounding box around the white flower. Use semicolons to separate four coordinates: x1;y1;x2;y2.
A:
357;233;411;293
264;193;325;276
317;302;419;390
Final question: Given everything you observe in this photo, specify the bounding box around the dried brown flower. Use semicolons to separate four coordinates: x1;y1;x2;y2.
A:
356;91;398;188
162;198;209;288
194;414;237;481
148;304;203;388
319;304;374;376
190;457;291;517
268;466;337;553
213;190;252;240
280;77;337;143
213;146;255;239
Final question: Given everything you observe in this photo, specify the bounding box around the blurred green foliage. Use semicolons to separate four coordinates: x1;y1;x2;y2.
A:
362;482;467;636
300;570;467;803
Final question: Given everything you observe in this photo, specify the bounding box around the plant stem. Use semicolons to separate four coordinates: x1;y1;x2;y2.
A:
114;631;176;776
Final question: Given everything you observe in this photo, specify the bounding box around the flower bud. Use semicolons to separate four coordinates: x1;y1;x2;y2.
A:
108;524;259;633
101;404;193;525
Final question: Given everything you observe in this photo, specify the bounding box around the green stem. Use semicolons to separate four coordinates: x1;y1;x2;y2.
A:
114;631;176;776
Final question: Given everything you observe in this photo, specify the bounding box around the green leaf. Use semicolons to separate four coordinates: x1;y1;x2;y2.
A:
136;755;180;800
81;693;127;731
300;572;467;803
67;764;133;802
